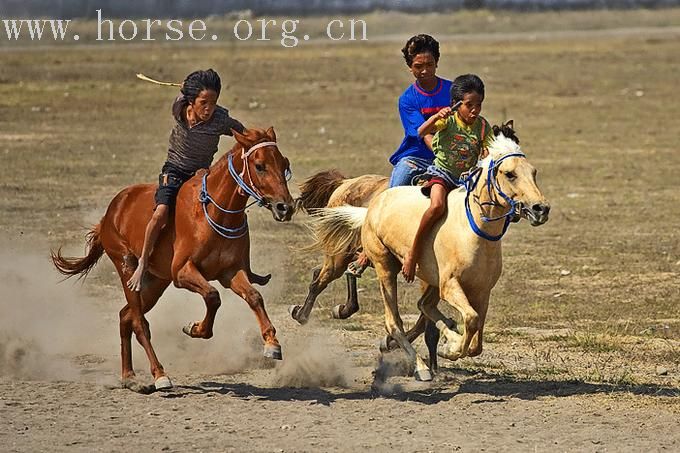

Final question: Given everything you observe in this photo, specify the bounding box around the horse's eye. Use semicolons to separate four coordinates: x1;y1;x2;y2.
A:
255;163;265;172
505;171;516;180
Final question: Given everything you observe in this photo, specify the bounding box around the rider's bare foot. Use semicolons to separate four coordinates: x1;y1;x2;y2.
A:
346;251;370;278
126;262;145;292
401;252;416;283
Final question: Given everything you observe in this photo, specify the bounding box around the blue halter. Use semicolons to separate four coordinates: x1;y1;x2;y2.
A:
199;141;284;239
462;152;526;242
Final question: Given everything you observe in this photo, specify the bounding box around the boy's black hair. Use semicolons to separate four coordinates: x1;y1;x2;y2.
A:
173;69;221;119
450;74;485;104
401;34;440;67
181;69;221;100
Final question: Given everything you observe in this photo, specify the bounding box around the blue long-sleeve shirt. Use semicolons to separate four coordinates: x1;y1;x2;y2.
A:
389;77;453;165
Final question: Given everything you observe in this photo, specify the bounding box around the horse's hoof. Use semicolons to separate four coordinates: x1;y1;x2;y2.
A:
263;344;283;360
378;335;390;353
414;368;433;382
288;305;307;325
437;345;461;361
182;322;196;337
154;375;173;390
331;304;343;319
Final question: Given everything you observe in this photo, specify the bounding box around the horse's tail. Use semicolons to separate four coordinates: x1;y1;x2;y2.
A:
295;169;346;214
306;206;367;256
51;223;105;280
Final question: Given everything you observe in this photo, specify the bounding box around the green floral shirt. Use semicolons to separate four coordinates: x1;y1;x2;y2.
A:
431;113;493;179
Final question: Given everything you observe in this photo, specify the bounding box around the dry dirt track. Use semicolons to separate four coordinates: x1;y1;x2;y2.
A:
1;285;678;452
2;373;679;453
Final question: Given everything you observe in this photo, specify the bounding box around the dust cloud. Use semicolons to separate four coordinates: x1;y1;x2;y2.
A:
0;245;118;383
271;329;360;388
0;219;363;390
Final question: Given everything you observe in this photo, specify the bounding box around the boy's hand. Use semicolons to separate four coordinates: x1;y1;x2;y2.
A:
436;106;453;120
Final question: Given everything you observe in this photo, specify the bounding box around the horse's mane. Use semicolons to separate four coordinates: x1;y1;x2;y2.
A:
478;133;523;170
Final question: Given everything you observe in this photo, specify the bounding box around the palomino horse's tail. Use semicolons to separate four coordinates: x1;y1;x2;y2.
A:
295;169;346;214
51;224;104;280
307;206;367;256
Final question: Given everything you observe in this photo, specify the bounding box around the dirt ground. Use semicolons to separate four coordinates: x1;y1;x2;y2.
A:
1;9;679;452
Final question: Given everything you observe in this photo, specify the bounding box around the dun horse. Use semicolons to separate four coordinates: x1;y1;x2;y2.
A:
52;127;294;390
292;122;520;370
309;133;549;381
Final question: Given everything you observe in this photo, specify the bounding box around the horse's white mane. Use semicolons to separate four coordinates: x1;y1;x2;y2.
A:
478;133;523;170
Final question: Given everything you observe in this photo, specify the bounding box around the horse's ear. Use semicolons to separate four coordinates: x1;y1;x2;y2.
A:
504;119;514;130
231;128;250;147
492;124;501;136
266;126;277;142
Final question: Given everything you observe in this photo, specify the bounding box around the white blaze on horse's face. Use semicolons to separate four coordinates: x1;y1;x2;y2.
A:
233;127;295;222
495;155;551;226
249;139;295;222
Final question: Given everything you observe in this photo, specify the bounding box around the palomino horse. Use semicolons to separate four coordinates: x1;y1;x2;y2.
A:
309;133;549;381
291;122;520;370
52;127;294;390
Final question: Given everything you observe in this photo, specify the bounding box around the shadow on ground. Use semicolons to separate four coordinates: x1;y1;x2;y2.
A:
138;366;679;404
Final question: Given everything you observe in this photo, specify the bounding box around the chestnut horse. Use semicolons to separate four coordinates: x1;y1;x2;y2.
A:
308;133;550;381
52;127;294;390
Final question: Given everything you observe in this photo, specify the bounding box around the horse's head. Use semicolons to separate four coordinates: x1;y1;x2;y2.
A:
231;127;295;222
481;133;550;226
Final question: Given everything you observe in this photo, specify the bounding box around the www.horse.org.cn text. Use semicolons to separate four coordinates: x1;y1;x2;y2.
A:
0;10;368;47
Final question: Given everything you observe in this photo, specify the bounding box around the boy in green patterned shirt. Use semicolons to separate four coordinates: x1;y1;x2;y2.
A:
402;74;494;282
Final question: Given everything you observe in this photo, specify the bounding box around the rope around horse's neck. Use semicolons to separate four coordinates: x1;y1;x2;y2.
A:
463;152;526;242
199;141;278;239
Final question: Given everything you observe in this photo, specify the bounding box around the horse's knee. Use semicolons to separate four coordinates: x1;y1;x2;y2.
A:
206;289;222;310
119;307;133;335
130;318;147;340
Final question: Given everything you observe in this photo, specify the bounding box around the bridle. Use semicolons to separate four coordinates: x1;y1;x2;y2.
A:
462;152;526;242
199;140;290;239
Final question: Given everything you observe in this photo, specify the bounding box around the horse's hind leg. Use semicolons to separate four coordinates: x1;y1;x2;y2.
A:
289;252;352;325
332;273;359;320
224;270;282;359
113;253;171;388
174;260;221;339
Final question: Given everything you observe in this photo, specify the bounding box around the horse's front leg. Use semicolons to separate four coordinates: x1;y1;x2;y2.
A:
374;265;432;382
174;260;221;339
467;290;490;357
223;270;282;360
438;278;479;361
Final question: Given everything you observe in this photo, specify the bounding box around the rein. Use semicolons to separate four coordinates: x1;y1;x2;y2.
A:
462;152;526;242
199;141;280;239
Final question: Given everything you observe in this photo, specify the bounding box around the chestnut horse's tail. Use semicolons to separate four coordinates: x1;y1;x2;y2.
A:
295;169;346;214
51;223;104;280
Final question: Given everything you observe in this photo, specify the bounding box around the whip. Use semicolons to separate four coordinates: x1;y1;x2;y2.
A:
135;73;182;87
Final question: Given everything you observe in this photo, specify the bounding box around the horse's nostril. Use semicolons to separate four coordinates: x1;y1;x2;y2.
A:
532;203;550;215
276;202;290;214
